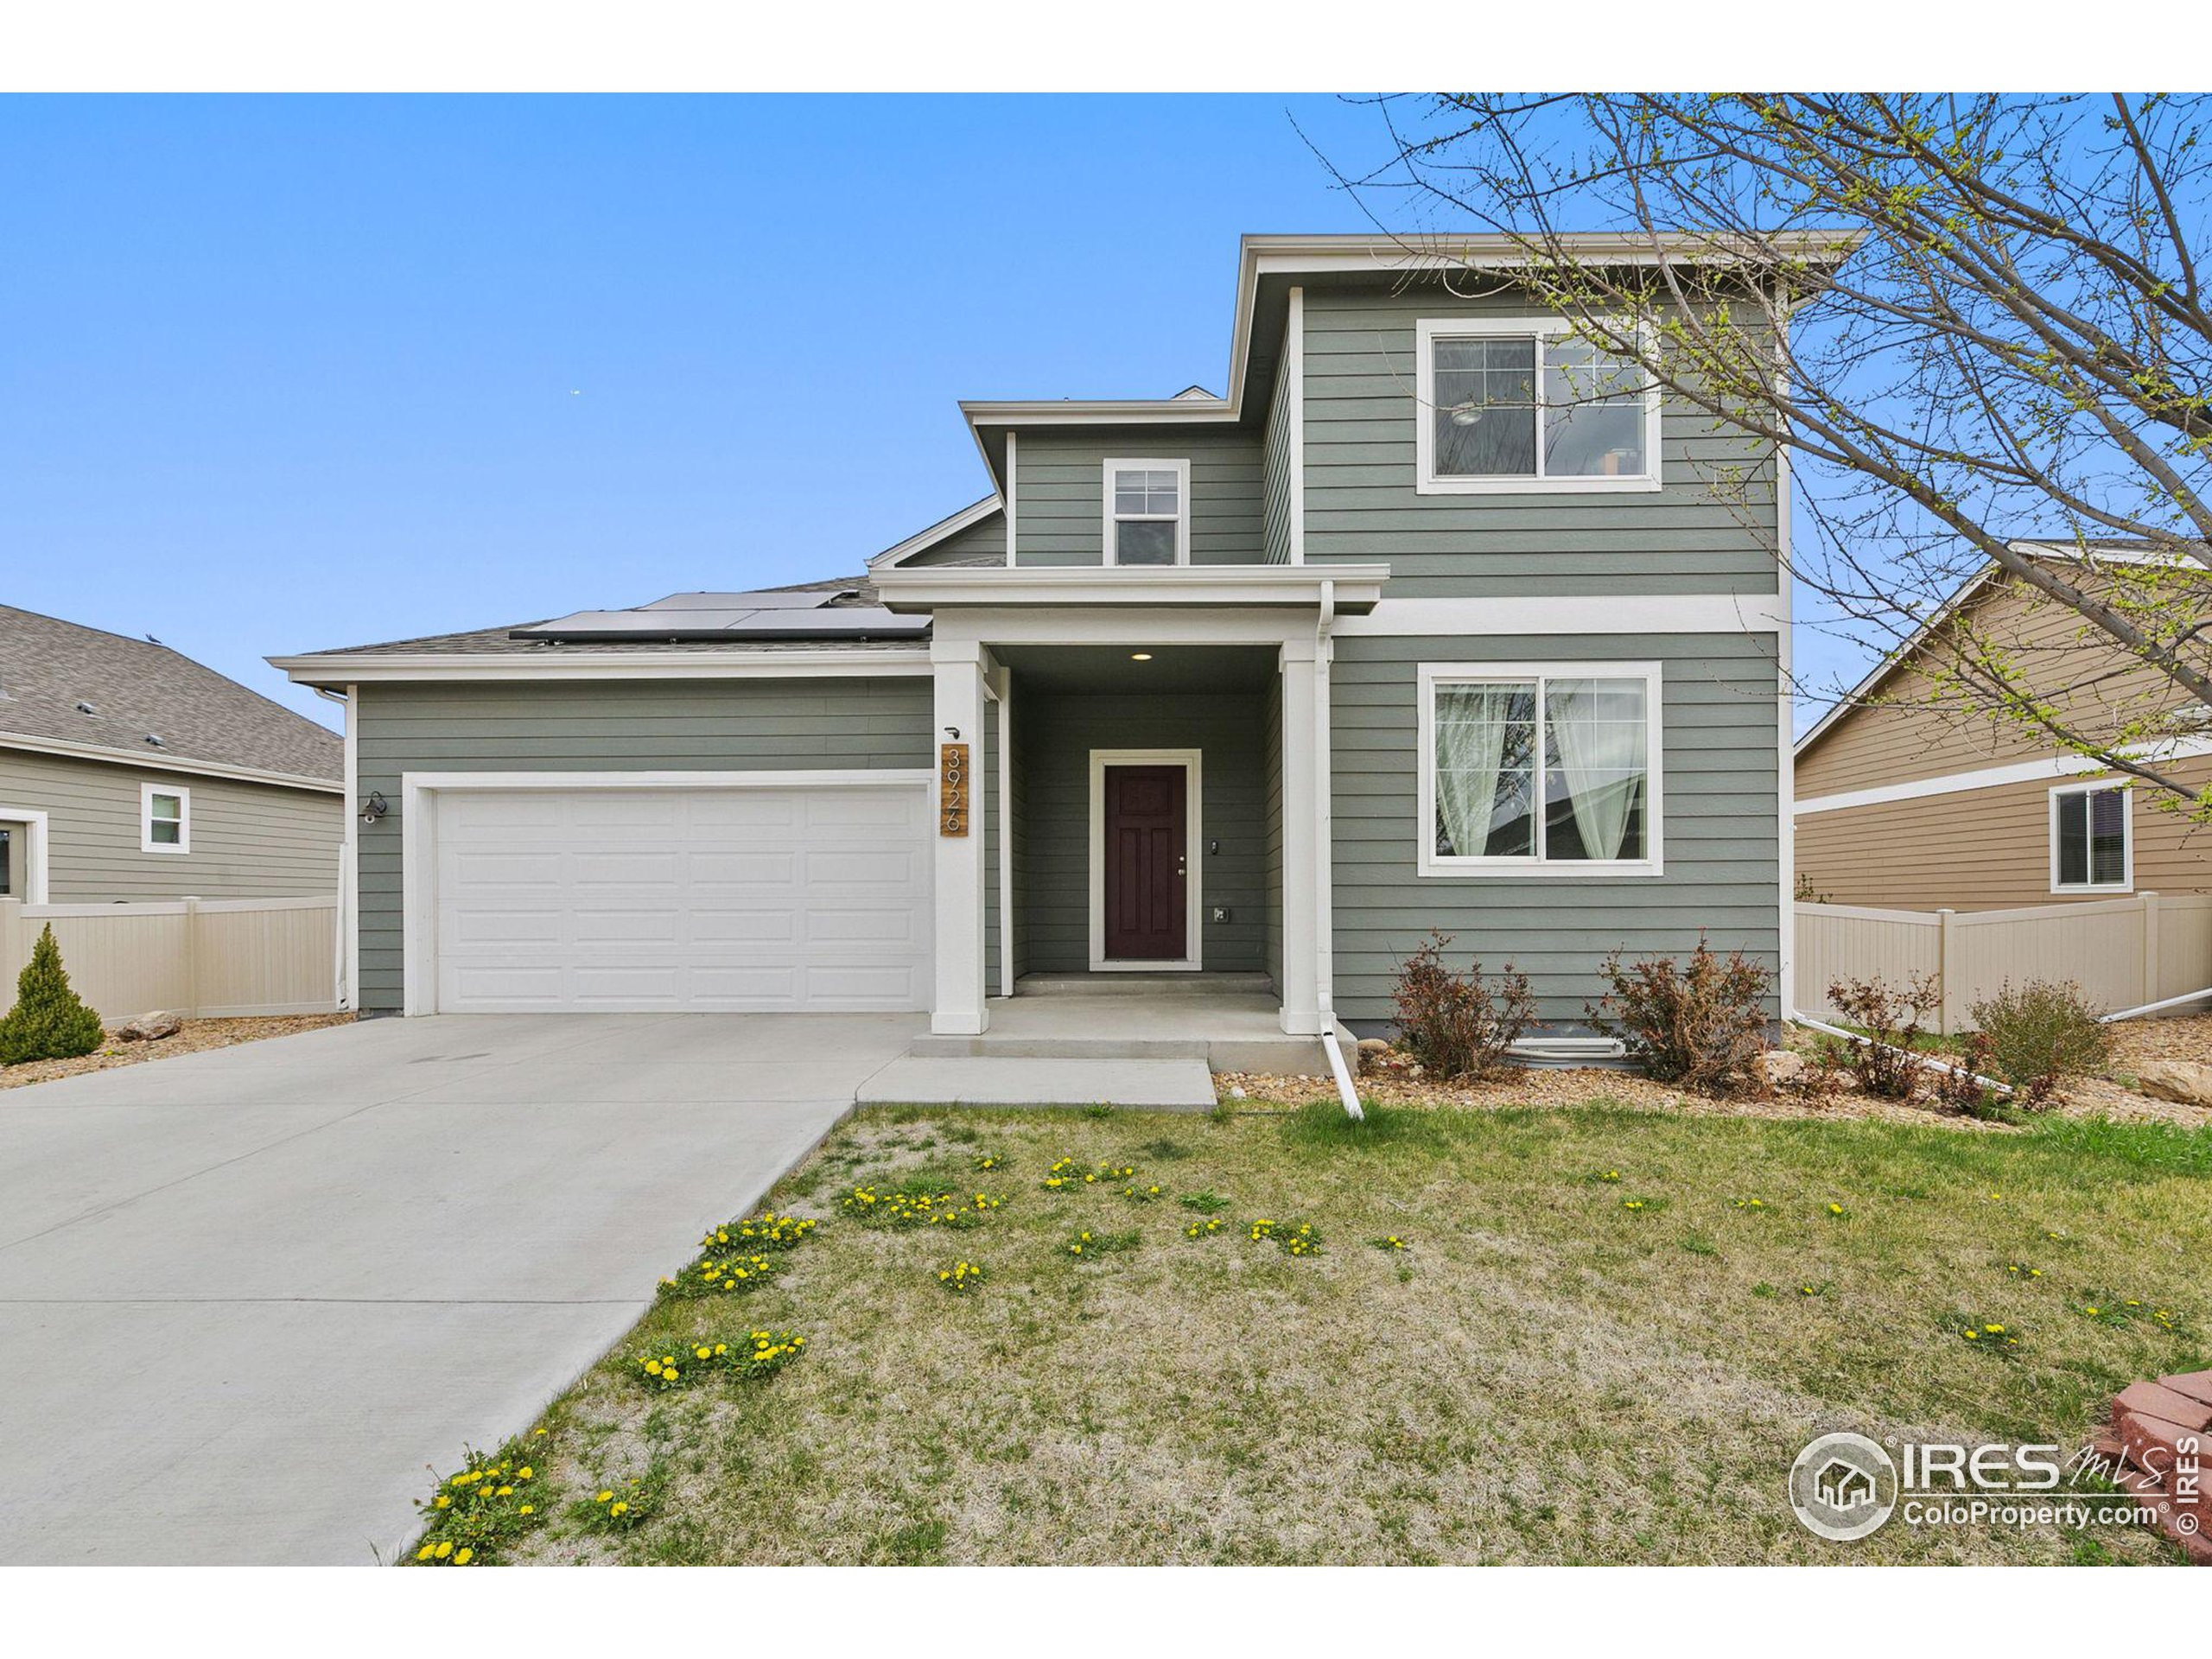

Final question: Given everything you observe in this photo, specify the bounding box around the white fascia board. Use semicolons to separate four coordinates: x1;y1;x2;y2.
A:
1793;734;2212;816
0;728;342;795
1332;593;1787;638
270;650;935;685
868;496;1004;570
872;563;1389;613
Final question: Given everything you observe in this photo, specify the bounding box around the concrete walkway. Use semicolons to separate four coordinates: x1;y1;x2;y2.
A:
0;1012;919;1565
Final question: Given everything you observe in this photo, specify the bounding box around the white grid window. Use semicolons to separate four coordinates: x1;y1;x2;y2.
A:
1103;458;1190;565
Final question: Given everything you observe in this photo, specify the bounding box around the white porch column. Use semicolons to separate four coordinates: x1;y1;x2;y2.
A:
931;642;991;1035
1278;639;1323;1034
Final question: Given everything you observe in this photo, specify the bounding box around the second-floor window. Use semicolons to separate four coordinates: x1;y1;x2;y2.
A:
1415;317;1660;494
1103;459;1190;565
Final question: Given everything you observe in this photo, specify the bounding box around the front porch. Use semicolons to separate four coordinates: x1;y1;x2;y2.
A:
859;970;1356;1109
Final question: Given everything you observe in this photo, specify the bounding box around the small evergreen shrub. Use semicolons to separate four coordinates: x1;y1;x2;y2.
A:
1587;937;1773;1098
1825;973;1940;1100
0;925;107;1065
1969;979;2112;1107
1388;930;1535;1080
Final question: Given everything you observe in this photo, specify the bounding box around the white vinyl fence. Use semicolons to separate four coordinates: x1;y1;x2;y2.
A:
1794;892;2212;1033
0;894;340;1022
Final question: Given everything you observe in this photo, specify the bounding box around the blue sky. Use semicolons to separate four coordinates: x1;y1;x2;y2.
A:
0;95;1841;733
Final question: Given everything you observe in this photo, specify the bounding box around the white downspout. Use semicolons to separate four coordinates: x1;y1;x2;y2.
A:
1314;578;1360;1121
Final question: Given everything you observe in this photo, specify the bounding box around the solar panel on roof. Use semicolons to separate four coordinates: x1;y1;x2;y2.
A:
637;589;850;611
507;593;923;643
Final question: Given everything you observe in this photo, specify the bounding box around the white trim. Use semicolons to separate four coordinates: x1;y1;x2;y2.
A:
1793;734;2212;815
2049;779;2134;894
875;564;1389;614
931;651;991;1033
866;495;1003;570
140;781;190;855
1415;661;1666;878
1413;315;1662;496
995;665;1014;999
273;650;934;686
1087;748;1204;972
1287;285;1306;566
1004;432;1017;568
0;728;340;793
1332;593;1786;638
1277;640;1320;1034
397;767;937;1019
1101;457;1192;567
0;805;51;903
341;683;359;1011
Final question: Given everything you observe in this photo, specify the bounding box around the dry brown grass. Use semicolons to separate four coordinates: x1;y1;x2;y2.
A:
503;1103;2207;1566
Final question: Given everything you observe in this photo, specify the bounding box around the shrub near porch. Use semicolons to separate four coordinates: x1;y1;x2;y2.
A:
504;1106;2205;1566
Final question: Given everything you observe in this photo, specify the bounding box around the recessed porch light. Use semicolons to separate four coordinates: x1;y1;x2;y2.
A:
1129;652;1153;661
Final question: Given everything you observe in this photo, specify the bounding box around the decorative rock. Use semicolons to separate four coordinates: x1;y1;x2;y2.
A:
1357;1038;1391;1057
2133;1058;2212;1109
1764;1049;1806;1084
118;1010;183;1043
1228;1085;1246;1100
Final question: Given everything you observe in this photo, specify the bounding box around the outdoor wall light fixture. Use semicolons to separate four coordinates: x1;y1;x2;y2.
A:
359;791;388;825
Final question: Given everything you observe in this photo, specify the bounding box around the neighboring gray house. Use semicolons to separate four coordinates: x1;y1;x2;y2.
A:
2;606;343;904
272;233;1808;1057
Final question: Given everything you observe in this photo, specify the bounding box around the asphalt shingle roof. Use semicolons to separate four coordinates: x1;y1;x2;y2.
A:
2;606;341;784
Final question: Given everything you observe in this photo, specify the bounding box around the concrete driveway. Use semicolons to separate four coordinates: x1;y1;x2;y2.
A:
0;1012;920;1565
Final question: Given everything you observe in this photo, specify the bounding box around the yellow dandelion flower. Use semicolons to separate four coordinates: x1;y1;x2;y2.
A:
454;1548;473;1565
597;1491;613;1503
434;1541;453;1558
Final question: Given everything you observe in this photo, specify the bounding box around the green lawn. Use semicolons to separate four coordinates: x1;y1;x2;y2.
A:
480;1103;2207;1565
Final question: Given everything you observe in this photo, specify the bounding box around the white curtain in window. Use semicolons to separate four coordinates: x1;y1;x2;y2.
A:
1547;679;1646;860
1433;685;1518;857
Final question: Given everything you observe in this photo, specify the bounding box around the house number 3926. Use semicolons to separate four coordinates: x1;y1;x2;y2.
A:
939;742;969;837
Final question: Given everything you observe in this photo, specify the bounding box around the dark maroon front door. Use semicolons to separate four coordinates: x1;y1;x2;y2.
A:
1103;764;1187;962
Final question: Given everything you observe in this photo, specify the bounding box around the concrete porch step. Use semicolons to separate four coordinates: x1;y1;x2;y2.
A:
855;1055;1217;1111
910;1028;1344;1076
1014;972;1275;998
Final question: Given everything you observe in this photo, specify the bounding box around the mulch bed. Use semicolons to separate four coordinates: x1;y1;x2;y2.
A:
1217;1011;2212;1129
0;1013;356;1091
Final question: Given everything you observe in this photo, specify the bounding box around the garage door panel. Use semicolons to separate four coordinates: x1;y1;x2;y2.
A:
431;784;931;1013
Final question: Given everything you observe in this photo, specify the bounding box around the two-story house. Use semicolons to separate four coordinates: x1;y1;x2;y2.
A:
271;233;1811;1080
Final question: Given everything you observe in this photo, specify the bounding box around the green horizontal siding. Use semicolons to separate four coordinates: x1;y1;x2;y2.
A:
352;677;932;1014
901;509;1006;568
1014;690;1268;974
1303;285;1779;595
1329;632;1782;1027
1012;427;1262;567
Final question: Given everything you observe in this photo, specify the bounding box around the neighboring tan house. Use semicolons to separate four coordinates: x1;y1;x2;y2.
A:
1;605;344;905
271;232;1821;1053
1795;545;2212;911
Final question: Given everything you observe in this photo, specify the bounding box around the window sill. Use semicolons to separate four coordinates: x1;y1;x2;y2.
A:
1419;858;1664;880
2050;883;2131;896
1415;474;1663;497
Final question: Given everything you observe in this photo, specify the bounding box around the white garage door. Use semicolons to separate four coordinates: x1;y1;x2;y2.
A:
429;783;933;1012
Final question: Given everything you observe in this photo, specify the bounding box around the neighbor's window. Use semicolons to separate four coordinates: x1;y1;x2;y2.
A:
142;783;189;854
1103;459;1189;565
1421;665;1660;874
2051;782;2128;891
1417;318;1656;493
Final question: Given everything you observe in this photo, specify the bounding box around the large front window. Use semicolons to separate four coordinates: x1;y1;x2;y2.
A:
1103;458;1189;564
1417;318;1658;493
1421;665;1661;874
